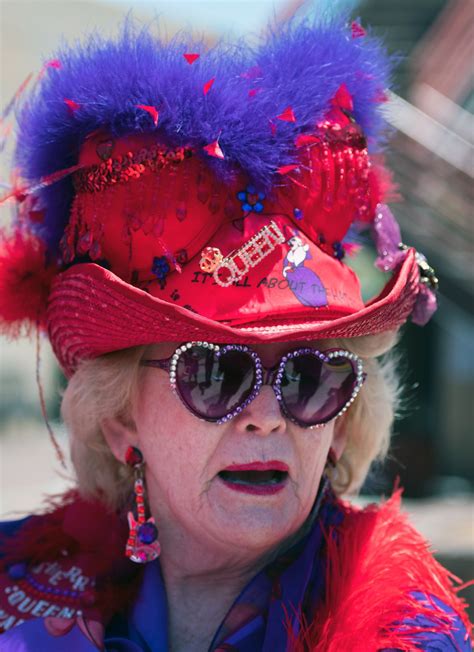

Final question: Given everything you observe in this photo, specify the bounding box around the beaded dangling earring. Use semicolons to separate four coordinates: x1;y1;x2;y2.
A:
124;446;161;564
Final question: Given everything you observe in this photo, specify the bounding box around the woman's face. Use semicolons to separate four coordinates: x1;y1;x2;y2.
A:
121;341;347;559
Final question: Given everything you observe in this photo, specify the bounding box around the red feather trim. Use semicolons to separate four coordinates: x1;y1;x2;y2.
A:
0;229;57;336
203;78;215;95
136;104;159;126
351;22;367;39
0;491;121;569
277;106;296;123
1;490;470;639
203;139;225;159
64;98;80;113
288;490;472;651
0;491;141;622
183;53;200;65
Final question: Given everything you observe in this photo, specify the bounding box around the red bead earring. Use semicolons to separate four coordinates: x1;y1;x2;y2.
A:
124;446;161;564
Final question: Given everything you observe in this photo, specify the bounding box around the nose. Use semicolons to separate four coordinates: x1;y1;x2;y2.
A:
233;385;286;435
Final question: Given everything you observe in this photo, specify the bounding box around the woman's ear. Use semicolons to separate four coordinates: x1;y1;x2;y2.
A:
331;412;350;461
101;416;138;464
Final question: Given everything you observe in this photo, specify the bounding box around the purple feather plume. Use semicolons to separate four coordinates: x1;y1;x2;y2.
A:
14;14;392;253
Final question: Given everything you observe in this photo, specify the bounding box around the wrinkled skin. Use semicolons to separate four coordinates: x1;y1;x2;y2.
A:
102;340;349;652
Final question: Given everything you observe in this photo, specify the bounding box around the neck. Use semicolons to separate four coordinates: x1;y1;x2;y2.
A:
157;513;321;652
146;479;330;651
160;544;264;652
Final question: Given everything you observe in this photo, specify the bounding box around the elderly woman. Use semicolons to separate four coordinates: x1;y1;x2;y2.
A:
0;13;471;652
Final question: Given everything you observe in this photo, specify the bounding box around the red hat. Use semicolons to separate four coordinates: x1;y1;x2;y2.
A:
0;17;438;375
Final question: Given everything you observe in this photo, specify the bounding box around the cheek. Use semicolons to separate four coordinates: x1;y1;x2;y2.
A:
132;376;214;495
293;424;334;491
131;372;336;546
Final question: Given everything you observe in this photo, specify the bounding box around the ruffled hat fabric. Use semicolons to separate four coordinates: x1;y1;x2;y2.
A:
0;14;435;373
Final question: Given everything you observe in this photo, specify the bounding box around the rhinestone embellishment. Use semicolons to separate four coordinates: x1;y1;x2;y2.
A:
199;247;224;273
207;220;285;288
272;348;365;429
168;342;364;428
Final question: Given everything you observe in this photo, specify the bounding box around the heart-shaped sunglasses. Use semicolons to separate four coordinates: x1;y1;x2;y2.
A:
141;343;365;429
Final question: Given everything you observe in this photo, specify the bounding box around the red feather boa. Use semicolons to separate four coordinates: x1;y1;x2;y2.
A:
0;490;471;645
289;490;472;651
0;491;142;623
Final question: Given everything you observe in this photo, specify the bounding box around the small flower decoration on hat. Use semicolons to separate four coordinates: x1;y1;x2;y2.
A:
151;256;171;289
332;241;345;260
237;185;265;213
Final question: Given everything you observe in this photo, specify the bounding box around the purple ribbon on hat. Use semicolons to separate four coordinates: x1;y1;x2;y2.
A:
372;204;438;326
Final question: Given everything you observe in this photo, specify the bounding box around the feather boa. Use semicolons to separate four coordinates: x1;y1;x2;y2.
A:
289;490;472;651
0;229;56;336
0;490;471;646
0;491;141;622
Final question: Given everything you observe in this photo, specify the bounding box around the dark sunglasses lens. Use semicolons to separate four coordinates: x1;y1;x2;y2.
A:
280;354;356;426
175;346;256;420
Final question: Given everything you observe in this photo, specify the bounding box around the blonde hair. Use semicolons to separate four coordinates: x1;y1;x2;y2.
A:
62;332;401;509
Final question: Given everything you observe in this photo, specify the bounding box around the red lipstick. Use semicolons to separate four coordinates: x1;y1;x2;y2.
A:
219;480;288;495
222;461;289;472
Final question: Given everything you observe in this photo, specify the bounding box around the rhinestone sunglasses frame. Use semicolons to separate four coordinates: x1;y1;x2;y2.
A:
141;342;365;429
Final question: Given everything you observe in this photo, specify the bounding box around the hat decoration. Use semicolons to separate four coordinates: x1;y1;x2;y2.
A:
372;204;438;326
0;14;437;365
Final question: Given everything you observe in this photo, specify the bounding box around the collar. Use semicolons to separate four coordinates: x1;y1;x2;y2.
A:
110;482;341;652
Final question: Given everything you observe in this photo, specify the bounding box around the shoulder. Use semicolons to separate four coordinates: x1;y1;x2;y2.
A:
0;518;29;544
0;494;141;641
303;490;472;652
0;507;98;635
386;590;472;651
0;517;31;632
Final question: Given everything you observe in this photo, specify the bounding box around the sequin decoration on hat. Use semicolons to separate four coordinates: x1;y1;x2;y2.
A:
237;185;266;214
0;13;437;376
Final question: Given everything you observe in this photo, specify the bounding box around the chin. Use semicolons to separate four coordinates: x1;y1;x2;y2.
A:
210;492;307;552
221;519;294;552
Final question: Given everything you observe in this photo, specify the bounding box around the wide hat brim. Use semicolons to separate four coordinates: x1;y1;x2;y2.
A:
47;248;419;376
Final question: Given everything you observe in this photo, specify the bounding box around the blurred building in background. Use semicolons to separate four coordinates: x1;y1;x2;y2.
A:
357;0;474;498
355;1;474;611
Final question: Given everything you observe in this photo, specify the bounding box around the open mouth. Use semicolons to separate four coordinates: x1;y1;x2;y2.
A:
219;470;287;485
217;469;289;495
